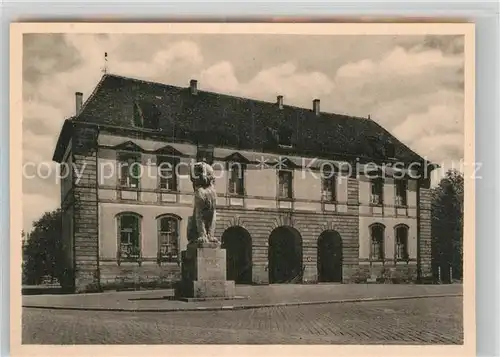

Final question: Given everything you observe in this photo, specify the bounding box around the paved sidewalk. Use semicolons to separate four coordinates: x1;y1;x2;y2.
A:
22;283;463;312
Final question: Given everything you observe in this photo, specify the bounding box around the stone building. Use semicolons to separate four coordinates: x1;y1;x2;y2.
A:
52;74;436;292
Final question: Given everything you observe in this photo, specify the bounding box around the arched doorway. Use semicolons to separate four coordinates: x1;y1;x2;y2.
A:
268;226;303;284
317;230;343;283
221;226;252;284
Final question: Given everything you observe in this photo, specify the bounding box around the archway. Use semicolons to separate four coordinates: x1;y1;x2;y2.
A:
317;230;343;283
221;226;252;284
268;226;303;284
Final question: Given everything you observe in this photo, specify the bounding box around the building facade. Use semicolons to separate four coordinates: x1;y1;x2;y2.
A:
53;74;436;293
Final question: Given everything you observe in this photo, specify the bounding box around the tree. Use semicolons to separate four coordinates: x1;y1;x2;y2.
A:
22;209;63;285
431;169;464;282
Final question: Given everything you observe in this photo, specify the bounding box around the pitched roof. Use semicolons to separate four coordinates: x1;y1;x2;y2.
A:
56;74;427;165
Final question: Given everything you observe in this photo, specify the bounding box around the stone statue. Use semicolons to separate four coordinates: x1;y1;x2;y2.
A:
176;160;236;301
187;161;219;245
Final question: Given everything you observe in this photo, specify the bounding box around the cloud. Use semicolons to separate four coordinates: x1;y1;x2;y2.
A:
393;103;463;142
200;61;239;93
394;117;464;165
22;35;211;232
199;61;334;110
243;62;334;102
331;45;463;115
327;43;464;171
337;46;462;78
416;35;465;56
21;34;465;232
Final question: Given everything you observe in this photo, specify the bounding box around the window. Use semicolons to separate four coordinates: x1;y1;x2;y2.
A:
134;101;161;130
367;135;384;158
118;153;141;189
395;179;408;206
117;213;141;262
321;171;337;202
278;170;293;199
264;127;279;149
157;216;180;263
133;103;143;127
60;163;67;177
278;127;293;148
157;155;179;191
395;225;409;261
196;144;214;165
370;177;384;205
370;224;385;261
385;142;396;158
228;162;245;196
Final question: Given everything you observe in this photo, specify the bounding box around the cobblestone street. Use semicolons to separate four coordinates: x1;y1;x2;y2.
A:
23;296;463;344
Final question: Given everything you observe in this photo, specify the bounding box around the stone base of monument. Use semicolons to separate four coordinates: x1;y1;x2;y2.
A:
175;241;243;301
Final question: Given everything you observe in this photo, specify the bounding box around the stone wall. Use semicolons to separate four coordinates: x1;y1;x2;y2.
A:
72;125;100;292
418;186;433;279
215;208;359;284
353;263;418;283
215;172;360;285
99;262;180;290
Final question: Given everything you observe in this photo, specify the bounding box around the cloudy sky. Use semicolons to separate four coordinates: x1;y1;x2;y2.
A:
22;33;464;233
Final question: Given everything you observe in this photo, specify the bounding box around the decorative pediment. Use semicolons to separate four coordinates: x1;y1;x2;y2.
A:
224;152;251;164
112;140;144;153
270;156;299;169
384;166;412;179
155;145;186;157
358;162;383;175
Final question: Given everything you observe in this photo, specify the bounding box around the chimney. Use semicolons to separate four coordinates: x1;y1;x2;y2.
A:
313;99;320;116
189;79;198;95
277;95;284;109
75;92;83;115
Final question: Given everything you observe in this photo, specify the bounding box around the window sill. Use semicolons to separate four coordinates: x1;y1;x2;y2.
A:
395;259;412;265
157;260;180;265
321;199;337;204
228;193;245;198
277;197;294;201
158;189;179;193
117;260;142;266
132;126;163;133
369;203;384;207
118;186;140;192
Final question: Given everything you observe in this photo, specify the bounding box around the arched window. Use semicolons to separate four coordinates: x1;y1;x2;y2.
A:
370;224;385;261
117;213;141;263
395;225;409;261
157;215;180;263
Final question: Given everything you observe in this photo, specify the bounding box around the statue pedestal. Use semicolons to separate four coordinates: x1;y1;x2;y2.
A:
175;242;236;301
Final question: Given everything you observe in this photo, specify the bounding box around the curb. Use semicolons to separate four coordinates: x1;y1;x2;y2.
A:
23;293;462;313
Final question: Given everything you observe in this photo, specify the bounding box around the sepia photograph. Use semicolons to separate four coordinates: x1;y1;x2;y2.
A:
11;22;474;355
